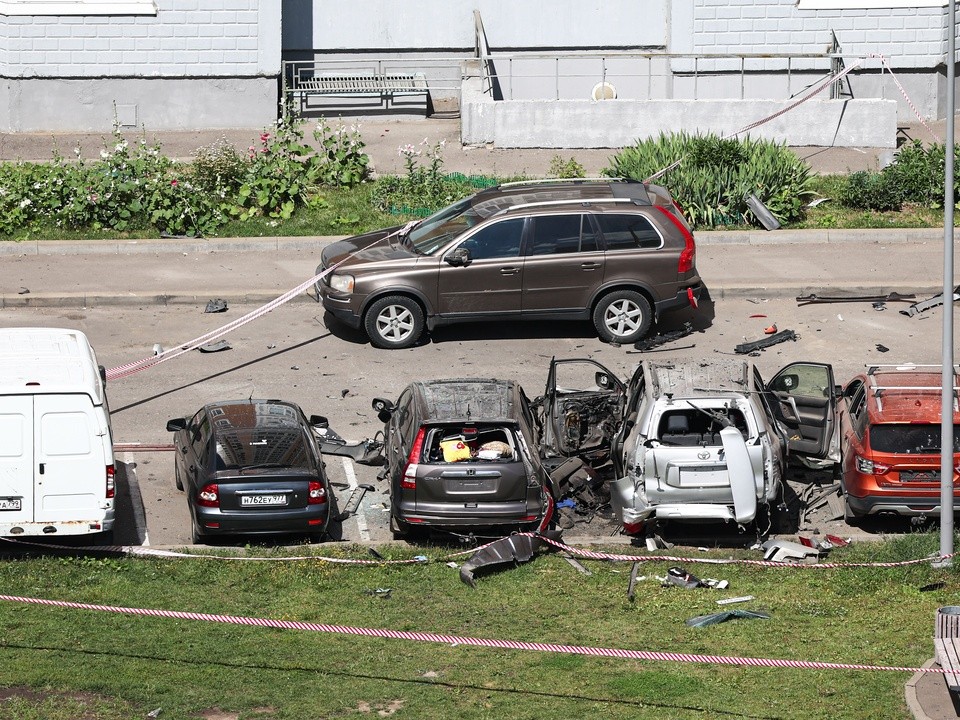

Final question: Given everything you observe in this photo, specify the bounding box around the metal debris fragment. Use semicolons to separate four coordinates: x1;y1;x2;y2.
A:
734;329;797;355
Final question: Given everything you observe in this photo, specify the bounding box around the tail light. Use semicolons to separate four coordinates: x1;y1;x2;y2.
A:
401;428;426;490
308;480;326;504
105;465;115;499
196;483;220;508
656;206;696;273
856;455;891;475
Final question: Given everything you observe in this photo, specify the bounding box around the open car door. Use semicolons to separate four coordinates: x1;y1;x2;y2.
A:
537;358;625;464
766;361;839;462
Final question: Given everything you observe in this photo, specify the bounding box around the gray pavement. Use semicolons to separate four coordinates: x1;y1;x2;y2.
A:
0;227;951;309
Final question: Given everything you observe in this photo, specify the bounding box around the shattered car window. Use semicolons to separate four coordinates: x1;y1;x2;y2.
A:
868;423;960;454
656;408;749;445
425;425;519;463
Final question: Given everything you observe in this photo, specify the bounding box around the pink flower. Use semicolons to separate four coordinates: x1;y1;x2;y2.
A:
260;132;271;142
171;179;178;186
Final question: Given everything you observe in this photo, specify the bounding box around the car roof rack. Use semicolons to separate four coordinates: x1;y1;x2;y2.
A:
497;177;631;188
492;197;639;216
864;364;960;413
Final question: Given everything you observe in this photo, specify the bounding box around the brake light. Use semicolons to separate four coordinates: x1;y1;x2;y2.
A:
856;455;891;475
308;480;326;504
402;428;426;490
196;483;219;508
105;465;115;499
656;206;695;273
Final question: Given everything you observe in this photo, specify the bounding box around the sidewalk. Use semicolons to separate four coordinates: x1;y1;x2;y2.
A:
0;228;952;309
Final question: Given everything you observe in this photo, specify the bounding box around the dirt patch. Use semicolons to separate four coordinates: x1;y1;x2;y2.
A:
356;699;405;717
0;686;134;720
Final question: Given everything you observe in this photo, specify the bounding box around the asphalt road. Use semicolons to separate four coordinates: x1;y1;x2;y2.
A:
0;286;952;549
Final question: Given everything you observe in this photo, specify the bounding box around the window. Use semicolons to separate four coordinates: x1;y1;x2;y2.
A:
528;215;597;255
846;381;867;438
0;0;156;14
596;214;662;250
459;219;525;261
868;424;960;454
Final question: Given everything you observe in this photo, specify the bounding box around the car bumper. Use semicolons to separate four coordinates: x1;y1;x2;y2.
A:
845;492;960;518
395;499;544;529
194;505;329;536
320;291;364;329
654;282;703;317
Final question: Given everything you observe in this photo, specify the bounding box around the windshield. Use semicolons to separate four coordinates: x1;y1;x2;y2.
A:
408;197;483;255
868;423;960;454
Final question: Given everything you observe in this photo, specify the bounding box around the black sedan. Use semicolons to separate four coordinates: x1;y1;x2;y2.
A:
167;399;333;544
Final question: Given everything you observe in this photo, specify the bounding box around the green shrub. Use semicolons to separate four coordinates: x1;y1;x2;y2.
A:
606;132;814;229
371;139;476;215
312;118;370;188
548;155;585;179
840;170;905;212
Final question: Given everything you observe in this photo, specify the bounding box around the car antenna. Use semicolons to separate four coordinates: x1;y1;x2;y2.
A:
466;405;472;420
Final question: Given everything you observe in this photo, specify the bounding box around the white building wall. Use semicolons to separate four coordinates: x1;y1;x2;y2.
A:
0;0;282;131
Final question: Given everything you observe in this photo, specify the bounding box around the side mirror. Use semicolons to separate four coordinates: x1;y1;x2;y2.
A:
595;371;614;390
770;373;800;393
444;247;472;267
166;418;187;432
372;398;395;422
309;414;329;428
98;365;107;385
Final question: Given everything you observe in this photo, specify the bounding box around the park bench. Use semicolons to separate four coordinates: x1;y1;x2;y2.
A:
935;607;960;695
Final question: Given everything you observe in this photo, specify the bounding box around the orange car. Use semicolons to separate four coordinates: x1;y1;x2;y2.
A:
838;365;960;520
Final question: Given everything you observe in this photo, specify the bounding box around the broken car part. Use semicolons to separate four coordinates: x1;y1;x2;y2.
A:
686;609;770;627
632;322;695;352
627;561;642;601
734;329;797;355
315;426;385;466
458;531;560;588
197;340;231;353
900;287;960;317
796;292;915;306
341;483;376;517
744;193;780;231
204;298;228;313
760;539;820;563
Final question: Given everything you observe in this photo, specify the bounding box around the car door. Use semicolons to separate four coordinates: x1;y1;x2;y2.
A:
521;213;604;315
537;358;626;462
766;361;838;461
436;218;526;318
611;363;646;478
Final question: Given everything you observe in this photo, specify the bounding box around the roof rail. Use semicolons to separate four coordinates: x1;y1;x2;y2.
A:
497;177;630;188
864;365;960;412
492;197;639;216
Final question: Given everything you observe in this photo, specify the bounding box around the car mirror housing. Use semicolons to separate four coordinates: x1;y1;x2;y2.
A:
309;414;329;428
372;397;395;418
166;418;187;432
445;247;471;267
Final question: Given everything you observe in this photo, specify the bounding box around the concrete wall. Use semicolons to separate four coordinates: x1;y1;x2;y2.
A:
281;0;669;52
0;0;282;131
461;77;897;149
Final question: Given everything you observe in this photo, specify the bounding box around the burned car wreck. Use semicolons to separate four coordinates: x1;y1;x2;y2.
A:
537;358;838;535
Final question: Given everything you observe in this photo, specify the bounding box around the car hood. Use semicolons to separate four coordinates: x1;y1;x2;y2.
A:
320;226;417;270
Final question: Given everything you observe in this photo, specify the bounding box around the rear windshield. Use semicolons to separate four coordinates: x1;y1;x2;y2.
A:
869;423;960;454
656;407;749;445
423;425;519;463
214;429;311;470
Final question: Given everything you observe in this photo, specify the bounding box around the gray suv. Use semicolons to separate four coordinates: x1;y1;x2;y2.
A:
316;179;702;349
371;379;551;538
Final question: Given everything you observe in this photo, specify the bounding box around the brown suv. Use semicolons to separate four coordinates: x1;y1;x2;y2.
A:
316;179;702;348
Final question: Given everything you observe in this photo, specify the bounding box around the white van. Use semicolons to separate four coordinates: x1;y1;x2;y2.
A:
0;327;115;540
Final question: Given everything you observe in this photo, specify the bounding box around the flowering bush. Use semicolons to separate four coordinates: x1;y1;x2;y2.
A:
313;119;370;188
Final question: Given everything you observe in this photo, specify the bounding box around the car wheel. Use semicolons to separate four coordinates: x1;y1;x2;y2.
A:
364;295;425;350
191;521;204;545
174;463;184;491
593;290;652;344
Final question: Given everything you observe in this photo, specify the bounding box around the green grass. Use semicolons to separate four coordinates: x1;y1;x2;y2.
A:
0;533;955;719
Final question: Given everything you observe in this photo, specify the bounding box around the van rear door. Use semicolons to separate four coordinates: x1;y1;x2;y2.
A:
34;395;109;523
0;396;36;524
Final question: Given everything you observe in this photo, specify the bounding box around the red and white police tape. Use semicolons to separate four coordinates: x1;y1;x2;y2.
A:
0;592;947;675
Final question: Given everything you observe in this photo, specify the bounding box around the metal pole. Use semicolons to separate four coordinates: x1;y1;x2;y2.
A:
940;0;956;565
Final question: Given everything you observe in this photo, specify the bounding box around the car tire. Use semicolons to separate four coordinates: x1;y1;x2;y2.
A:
593;290;652;344
390;514;410;540
364;295;425;350
191;521;204;545
174;464;184;492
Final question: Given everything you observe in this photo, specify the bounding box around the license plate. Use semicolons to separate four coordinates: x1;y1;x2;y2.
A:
901;470;941;483
0;497;21;511
240;494;287;507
